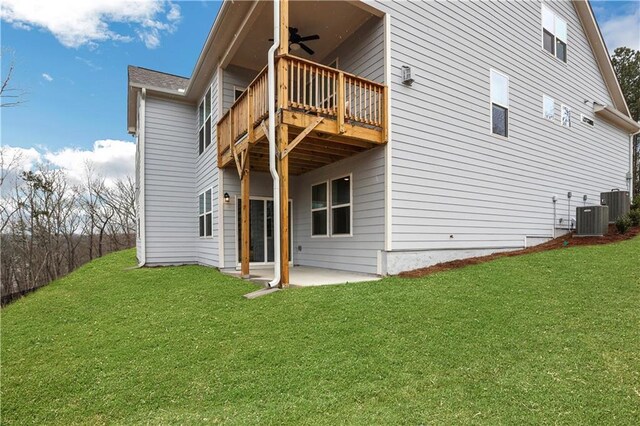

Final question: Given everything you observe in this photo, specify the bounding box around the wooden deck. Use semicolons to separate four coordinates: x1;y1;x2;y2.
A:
217;55;388;176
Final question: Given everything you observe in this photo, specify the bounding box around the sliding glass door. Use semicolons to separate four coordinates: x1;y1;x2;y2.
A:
237;198;292;265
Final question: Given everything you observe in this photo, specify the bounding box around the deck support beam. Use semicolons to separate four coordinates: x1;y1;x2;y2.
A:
280;116;324;158
240;155;250;278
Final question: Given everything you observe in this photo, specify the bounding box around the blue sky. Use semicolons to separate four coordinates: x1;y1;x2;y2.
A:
0;0;638;182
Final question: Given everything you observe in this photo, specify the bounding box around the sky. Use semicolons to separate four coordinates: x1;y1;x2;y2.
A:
1;0;639;184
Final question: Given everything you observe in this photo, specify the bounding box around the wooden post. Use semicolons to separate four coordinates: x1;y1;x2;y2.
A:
278;0;289;56
337;72;345;134
248;86;254;143
278;123;289;287
241;155;250;278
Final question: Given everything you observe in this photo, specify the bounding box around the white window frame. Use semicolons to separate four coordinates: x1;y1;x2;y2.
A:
541;5;568;63
198;87;212;155
330;174;353;237
561;104;572;128
199;188;213;238
310;174;353;238
311;180;329;238
489;69;509;139
543;94;555;120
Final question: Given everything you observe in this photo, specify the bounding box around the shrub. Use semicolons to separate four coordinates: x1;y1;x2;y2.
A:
615;215;632;234
632;195;640;211
629;209;640;227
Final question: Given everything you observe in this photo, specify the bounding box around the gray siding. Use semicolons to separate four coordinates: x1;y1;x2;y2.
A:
374;0;629;251
222;65;256;111
291;148;385;274
220;65;263;267
222;170;274;267
144;96;197;264
287;15;386;274
195;72;220;267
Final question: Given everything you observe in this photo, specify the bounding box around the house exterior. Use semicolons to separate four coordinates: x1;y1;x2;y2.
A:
128;0;639;286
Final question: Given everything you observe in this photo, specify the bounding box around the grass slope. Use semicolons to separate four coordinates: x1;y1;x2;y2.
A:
2;239;640;425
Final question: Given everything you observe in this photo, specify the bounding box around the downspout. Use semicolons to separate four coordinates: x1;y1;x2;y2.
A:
630;132;639;200
138;88;147;267
267;0;281;288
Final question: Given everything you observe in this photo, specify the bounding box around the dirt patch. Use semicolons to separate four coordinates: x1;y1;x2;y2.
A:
399;225;640;279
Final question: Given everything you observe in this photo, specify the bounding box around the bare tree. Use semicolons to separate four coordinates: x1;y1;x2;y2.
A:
1;48;27;108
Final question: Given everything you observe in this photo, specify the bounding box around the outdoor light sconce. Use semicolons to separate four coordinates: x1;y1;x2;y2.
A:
401;65;414;86
224;192;230;203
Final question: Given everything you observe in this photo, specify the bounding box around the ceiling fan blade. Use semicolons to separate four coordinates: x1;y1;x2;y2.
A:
299;43;314;55
299;35;320;42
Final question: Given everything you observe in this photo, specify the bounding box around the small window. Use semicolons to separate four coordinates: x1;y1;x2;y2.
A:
580;114;594;127
561;104;571;128
490;70;509;137
198;88;212;155
234;87;245;101
331;176;351;235
311;182;328;236
543;95;554;120
199;189;213;237
541;5;568;63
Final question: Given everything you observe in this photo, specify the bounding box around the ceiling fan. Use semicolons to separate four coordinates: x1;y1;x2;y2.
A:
270;27;320;55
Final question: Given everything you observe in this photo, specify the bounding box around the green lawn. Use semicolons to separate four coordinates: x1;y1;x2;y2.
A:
2;238;639;425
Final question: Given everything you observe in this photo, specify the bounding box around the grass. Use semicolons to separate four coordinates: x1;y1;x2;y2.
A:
1;238;639;425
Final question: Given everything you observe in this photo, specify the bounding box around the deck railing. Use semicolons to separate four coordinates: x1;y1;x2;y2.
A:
218;55;386;165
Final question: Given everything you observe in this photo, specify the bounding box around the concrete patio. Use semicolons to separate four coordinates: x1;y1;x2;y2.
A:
223;265;381;287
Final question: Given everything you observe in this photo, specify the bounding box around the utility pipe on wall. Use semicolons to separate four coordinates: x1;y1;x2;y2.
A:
267;0;281;288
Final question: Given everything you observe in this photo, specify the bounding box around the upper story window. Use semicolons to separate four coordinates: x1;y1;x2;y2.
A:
561;104;571;127
199;188;213;237
198;88;212;155
543;95;555;120
542;5;567;62
234;87;245;101
490;69;509;138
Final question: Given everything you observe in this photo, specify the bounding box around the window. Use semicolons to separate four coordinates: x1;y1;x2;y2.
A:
543;95;555;120
311;182;328;236
490;70;509;137
198;88;212;155
561;104;571;127
331;176;351;235
234;87;245;101
542;5;567;62
199;189;213;237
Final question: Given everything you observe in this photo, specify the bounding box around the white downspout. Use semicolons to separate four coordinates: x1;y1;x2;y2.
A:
267;0;281;288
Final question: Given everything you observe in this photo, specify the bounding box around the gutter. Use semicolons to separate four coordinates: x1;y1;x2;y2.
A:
593;103;640;134
267;0;281;288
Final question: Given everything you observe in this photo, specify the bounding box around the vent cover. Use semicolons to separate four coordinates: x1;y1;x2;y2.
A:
576;205;609;236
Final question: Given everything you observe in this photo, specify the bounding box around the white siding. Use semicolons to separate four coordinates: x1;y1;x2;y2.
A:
144;96;197;264
291;148;385;274
195;72;220;266
373;0;629;252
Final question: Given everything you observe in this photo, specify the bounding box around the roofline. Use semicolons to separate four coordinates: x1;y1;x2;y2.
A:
572;0;631;118
185;0;233;96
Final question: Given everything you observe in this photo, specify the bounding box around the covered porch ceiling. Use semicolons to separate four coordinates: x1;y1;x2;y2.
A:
225;0;382;71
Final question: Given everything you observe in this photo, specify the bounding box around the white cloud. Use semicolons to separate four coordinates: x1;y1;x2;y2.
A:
42;73;53;82
599;6;640;53
1;140;135;188
0;0;181;49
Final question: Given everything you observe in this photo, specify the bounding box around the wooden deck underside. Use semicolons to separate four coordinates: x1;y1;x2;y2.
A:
220;110;384;175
